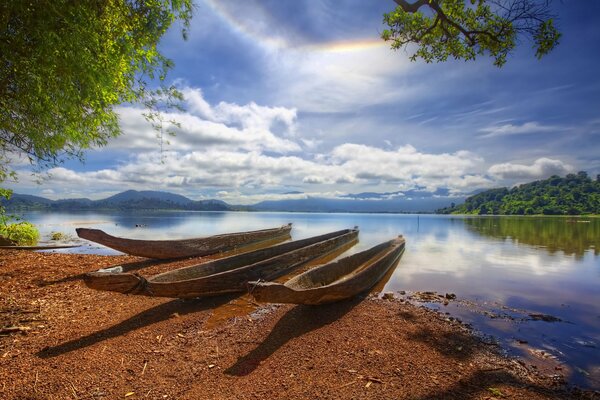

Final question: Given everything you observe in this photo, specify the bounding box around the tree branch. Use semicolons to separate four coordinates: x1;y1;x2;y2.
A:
393;0;431;13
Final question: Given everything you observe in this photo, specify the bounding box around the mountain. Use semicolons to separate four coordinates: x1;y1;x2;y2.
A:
253;195;462;213
340;188;452;200
2;194;56;209
3;189;463;214
3;190;232;212
103;190;193;205
437;171;600;215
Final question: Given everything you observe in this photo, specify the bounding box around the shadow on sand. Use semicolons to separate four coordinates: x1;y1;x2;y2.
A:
225;297;362;376
36;294;238;359
36;258;167;287
407;325;480;361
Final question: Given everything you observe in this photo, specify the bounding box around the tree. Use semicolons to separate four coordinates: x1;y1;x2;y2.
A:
0;0;192;182
382;0;561;66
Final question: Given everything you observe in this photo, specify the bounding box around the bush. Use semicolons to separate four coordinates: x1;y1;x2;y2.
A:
50;231;67;241
0;222;40;246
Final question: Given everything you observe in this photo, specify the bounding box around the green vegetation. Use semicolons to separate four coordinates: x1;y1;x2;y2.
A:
438;172;600;215
0;188;40;246
1;189;40;245
50;232;67;241
0;187;10;224
0;0;192;181
0;222;39;246
383;0;560;67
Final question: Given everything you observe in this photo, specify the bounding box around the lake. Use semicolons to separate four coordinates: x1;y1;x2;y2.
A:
13;210;600;389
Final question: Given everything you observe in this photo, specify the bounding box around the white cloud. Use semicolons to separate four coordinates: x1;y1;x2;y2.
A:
479;121;558;138
328;144;489;193
266;44;418;113
111;88;300;154
9;85;579;204
37;136;493;203
488;158;573;180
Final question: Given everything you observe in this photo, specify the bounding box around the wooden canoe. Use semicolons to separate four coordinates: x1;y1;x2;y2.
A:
76;224;293;259
248;236;405;305
83;228;359;298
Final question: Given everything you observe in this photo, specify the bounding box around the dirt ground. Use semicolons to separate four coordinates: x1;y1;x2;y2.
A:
0;249;596;399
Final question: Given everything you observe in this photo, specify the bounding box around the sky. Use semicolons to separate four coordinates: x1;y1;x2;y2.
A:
8;0;600;204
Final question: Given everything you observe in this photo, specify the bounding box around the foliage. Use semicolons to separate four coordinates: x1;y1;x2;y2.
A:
438;171;600;215
50;231;67;241
0;187;12;227
382;0;561;66
0;222;40;246
1;187;39;245
0;0;192;180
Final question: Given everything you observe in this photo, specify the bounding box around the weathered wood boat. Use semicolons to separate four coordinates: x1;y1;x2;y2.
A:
248;236;405;305
83;228;359;298
76;224;293;259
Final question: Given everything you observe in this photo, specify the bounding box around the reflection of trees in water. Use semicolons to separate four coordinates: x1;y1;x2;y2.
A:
464;217;600;259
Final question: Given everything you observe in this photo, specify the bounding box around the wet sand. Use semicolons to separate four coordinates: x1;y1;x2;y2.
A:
0;249;595;399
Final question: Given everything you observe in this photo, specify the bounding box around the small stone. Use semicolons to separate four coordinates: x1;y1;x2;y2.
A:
445;293;456;300
382;292;394;300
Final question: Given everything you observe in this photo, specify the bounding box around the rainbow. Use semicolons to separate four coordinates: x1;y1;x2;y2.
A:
203;0;387;53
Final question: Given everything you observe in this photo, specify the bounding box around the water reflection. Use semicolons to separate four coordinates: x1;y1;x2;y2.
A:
464;216;600;258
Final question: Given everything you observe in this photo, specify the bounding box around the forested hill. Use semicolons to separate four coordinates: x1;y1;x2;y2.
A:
2;190;235;212
437;172;600;215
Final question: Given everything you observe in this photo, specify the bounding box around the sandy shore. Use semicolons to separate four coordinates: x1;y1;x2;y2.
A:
0;249;594;399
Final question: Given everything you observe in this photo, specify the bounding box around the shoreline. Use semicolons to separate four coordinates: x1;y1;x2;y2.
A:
0;250;596;399
6;207;600;216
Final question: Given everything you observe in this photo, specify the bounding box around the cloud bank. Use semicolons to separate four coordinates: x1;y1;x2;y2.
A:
6;88;577;203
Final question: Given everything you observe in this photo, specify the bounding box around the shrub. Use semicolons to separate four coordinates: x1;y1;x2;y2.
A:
50;231;66;241
0;222;40;246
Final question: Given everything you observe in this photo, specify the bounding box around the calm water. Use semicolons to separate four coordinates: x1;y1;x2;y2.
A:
14;211;600;389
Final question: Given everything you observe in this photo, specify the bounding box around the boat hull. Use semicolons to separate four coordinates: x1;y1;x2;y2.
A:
76;224;292;259
249;236;405;305
84;228;359;298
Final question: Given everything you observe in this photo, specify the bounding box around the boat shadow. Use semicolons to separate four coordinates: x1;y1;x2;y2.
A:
36;294;238;359
35;259;168;287
225;297;362;377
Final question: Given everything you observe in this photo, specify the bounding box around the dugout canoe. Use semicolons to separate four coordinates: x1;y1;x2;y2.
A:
76;224;293;259
83;228;359;298
248;236;405;305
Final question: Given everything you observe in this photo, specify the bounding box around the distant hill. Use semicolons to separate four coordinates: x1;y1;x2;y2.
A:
3;190;232;212
437;172;600;215
253;195;462;213
103;190;193;205
3;189;463;214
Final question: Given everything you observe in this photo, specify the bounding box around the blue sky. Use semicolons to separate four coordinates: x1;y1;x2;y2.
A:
9;0;600;203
